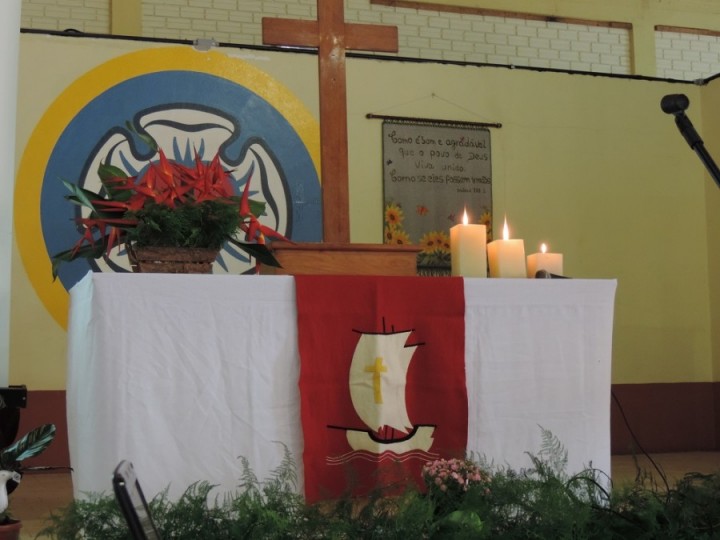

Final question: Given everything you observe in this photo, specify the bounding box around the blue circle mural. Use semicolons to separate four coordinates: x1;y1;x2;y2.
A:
43;72;322;290
15;48;322;328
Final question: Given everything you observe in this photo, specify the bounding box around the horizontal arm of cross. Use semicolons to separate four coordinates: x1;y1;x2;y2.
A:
262;18;399;53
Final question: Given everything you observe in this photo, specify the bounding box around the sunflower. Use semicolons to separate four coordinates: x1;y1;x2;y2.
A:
438;231;451;252
384;203;404;227
383;226;395;243
387;228;411;245
437;231;451;253
419;231;438;253
420;231;450;254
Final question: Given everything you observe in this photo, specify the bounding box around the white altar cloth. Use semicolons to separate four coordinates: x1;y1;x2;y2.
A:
67;273;616;500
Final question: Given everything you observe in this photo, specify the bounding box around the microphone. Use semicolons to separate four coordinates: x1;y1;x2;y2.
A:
535;270;569;279
661;94;702;150
661;93;720;189
661;94;690;115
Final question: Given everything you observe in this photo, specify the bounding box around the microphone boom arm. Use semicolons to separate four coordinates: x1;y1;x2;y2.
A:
662;94;720;190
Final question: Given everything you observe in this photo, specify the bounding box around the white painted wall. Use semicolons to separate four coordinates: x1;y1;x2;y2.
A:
1;1;22;386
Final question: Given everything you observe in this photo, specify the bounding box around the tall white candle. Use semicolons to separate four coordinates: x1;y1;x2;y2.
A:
450;209;487;277
527;243;564;277
487;218;526;278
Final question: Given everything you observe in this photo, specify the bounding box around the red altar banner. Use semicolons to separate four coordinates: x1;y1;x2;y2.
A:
295;275;468;502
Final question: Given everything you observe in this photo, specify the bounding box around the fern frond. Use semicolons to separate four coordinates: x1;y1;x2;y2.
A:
536;425;568;476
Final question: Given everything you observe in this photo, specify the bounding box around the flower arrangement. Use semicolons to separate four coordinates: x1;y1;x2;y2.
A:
422;457;491;497
51;132;287;278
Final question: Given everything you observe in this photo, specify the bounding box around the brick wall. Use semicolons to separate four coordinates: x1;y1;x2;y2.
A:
17;0;720;83
21;0;110;34
140;0;633;75
656;29;720;81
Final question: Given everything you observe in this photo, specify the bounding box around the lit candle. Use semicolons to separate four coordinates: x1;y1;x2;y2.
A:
487;218;526;278
527;243;564;278
450;209;487;277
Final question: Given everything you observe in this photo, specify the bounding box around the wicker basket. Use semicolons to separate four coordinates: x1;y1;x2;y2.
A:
127;245;219;274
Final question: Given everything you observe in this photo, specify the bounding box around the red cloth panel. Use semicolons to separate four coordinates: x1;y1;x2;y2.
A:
295;275;467;502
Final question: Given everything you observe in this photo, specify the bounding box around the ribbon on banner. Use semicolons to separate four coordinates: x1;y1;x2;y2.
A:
295;275;467;502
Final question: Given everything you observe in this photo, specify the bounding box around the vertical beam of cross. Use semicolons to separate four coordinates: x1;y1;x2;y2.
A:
263;0;398;243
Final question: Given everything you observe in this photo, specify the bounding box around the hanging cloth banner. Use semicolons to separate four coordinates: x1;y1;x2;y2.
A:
381;120;493;274
295;275;468;502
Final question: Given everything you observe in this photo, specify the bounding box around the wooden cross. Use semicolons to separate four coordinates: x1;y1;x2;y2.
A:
262;0;398;243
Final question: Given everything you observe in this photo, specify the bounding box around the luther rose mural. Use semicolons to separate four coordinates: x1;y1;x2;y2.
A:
15;47;322;328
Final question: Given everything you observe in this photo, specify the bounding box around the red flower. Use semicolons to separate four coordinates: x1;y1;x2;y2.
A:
51;142;289;279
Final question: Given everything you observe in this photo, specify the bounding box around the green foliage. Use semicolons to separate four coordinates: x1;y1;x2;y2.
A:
598;471;720;539
667;472;720;536
0;423;56;523
38;492;128;540
37;435;720;539
0;424;56;471
126;199;242;249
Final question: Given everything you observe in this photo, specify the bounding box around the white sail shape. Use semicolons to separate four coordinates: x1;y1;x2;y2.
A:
349;331;416;433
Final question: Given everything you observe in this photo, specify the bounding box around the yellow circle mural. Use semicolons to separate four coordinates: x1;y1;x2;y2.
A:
15;47;321;329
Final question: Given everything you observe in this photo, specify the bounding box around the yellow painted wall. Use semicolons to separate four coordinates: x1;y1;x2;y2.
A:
346;59;713;384
12;36;162;389
700;77;720;382
110;0;141;36
11;33;718;391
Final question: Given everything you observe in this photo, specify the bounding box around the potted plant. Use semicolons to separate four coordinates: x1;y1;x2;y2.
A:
0;424;56;539
51;129;288;278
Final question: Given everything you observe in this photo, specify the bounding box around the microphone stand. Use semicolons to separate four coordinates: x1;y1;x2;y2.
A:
661;94;720;190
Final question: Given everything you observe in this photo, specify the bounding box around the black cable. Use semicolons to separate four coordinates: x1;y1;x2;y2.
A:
611;390;670;492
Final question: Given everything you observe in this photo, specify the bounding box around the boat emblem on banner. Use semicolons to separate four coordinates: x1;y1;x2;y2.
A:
327;322;438;466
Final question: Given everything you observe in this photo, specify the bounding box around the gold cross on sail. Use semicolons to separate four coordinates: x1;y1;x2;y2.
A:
365;356;388;403
262;0;399;243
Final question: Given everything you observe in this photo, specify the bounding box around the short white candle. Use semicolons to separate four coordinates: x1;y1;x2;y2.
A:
487;218;526;278
527;243;564;277
450;209;487;277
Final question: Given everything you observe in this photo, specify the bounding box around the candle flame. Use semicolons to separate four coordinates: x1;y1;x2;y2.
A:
502;218;510;240
462;208;469;225
541;243;547;254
